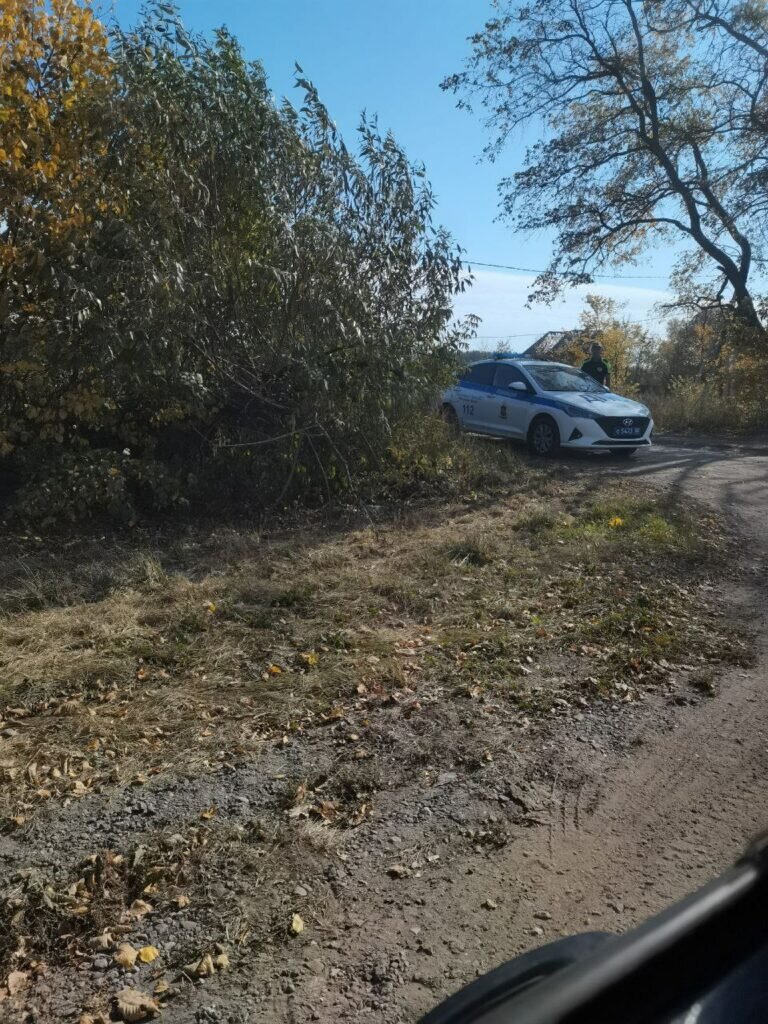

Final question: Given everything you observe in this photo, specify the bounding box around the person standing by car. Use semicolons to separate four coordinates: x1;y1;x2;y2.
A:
581;342;611;388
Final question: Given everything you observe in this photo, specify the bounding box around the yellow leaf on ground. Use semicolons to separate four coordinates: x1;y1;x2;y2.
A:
6;970;28;995
114;943;138;968
89;932;113;951
174;894;190;908
290;913;305;935
137;945;159;964
128;899;153;919
183;953;215;978
267;664;283;675
200;805;216;820
114;987;159;1021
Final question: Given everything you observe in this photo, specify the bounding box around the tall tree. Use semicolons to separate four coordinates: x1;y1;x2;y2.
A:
443;0;768;342
1;2;471;520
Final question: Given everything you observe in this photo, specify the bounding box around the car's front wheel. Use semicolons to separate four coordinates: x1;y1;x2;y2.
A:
528;415;560;457
610;447;637;458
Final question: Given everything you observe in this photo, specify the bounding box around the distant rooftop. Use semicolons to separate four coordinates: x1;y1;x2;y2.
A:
523;328;602;359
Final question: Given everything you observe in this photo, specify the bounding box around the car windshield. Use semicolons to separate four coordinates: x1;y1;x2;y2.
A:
525;364;607;393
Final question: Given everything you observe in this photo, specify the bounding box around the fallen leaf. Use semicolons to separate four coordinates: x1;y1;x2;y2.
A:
88;932;114;951
213;951;230;970
174;894;190;908
115;943;138;968
199;805;216;820
138;946;159;964
153;979;169;995
114;987;159;1021
290;913;305;935
129;899;153;919
6;970;28;996
267;664;283;675
183;953;215;978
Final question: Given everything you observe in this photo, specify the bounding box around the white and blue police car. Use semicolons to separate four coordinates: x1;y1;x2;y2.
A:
441;356;653;457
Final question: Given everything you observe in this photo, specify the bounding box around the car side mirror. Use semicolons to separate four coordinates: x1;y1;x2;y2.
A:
508;381;528;392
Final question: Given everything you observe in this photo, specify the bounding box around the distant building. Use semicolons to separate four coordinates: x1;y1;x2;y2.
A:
524;328;602;360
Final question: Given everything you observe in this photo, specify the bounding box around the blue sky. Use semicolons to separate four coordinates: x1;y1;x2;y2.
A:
108;0;675;342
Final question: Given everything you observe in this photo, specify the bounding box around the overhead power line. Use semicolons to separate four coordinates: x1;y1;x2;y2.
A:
462;258;668;281
472;314;664;341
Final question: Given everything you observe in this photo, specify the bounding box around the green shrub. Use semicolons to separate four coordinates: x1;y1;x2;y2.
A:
12;447;186;526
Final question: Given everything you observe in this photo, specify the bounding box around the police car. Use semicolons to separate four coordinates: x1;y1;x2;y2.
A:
441;356;653;457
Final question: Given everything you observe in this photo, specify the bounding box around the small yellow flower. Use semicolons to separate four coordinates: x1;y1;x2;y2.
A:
608;516;624;528
204;600;216;614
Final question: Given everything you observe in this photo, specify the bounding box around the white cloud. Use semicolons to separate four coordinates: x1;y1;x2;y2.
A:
452;269;673;347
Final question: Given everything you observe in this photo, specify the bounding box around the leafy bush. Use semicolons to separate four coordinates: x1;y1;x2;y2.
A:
12;447;186;526
0;2;473;523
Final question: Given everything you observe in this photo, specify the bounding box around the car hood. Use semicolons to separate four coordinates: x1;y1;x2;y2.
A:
548;391;650;418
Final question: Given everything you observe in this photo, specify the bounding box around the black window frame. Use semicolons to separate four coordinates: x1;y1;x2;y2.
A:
492;363;531;391
460;362;496;387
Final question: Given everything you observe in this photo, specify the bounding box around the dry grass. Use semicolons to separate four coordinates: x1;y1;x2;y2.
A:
0;468;748;829
649;386;768;435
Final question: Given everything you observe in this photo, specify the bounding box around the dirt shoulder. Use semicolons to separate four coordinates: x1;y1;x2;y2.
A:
655;429;768;453
0;457;758;1023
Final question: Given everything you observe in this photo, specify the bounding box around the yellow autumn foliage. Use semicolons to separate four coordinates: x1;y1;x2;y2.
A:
0;0;114;222
0;0;115;457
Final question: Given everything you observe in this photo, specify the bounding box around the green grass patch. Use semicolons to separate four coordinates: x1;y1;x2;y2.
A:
558;496;708;560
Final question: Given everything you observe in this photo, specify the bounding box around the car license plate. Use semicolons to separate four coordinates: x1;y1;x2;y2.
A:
615;427;640;437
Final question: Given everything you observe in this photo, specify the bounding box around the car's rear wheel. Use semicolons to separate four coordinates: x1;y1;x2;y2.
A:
610;447;637;458
528;415;560;457
442;403;461;437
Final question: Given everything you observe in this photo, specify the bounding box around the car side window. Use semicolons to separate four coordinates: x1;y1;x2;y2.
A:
460;363;495;387
493;364;529;389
